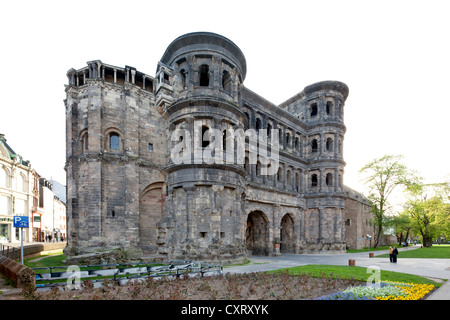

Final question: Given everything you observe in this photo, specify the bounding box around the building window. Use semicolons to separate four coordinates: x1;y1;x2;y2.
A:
81;132;88;153
255;118;262;131
326;138;333;152
222;70;231;92
311;139;318;153
310;103;318;117
311;174;318;187
326;173;333;186
110;133;120;150
148;143;153;152
201;125;210;148
0;167;7;188
326;101;332;114
199;64;209;87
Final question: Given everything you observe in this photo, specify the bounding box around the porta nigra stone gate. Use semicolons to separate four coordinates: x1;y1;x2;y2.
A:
64;32;371;263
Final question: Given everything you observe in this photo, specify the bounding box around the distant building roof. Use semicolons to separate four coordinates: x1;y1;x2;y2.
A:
0;133;31;167
343;185;370;205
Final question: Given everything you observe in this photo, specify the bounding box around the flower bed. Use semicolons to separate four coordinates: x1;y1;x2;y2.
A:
316;281;435;300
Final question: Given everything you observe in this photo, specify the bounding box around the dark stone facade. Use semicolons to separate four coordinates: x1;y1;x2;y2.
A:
64;32;370;263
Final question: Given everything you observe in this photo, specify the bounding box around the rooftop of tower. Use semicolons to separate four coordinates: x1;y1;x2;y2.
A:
159;32;247;81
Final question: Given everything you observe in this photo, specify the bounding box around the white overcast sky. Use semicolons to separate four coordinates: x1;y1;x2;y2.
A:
1;0;449;203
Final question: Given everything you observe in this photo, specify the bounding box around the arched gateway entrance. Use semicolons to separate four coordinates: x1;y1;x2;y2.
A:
246;211;269;256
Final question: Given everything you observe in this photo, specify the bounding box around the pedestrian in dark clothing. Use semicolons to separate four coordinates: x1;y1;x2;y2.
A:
389;246;393;262
392;246;399;263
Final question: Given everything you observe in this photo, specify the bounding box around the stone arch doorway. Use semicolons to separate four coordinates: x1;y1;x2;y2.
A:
139;182;164;254
246;211;270;256
280;213;295;253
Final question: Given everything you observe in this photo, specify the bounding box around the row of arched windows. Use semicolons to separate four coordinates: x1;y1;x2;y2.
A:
243;158;341;192
175;59;235;95
0;167;27;192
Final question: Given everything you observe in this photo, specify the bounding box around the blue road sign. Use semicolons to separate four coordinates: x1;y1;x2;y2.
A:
13;216;29;228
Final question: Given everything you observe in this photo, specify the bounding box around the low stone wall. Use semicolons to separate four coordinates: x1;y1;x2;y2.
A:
0;255;35;288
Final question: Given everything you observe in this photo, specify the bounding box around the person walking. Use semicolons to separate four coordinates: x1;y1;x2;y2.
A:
389;246;393;262
392;246;399;263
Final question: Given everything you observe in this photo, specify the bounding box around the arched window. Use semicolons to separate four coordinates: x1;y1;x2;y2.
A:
295;172;300;191
267;123;272;139
326;138;333;152
286;133;291;147
109;133;120;150
277;167;282;183
180;69;186;88
255;118;262;131
294;137;299;150
311;139;318;153
222;70;231;92
310;103;318;117
199;64;209;87
201;125;210;148
326;173;333;186
311;174;318;187
81;131;88;153
244;112;250;130
0;167;7;188
326;101;332;115
286;170;291;186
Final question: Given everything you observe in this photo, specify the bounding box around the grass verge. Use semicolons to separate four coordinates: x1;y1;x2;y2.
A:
268;264;442;287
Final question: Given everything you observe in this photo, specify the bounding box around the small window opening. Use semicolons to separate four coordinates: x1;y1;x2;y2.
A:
311;139;318;153
326;138;333;152
148;143;153;152
82;133;89;153
200;232;207;238
199;65;209;86
310;103;318;117
311;174;318;187
111;210;115;217
201;125;210;148
222;70;231;92
255;118;261;131
326;173;333;186
326;101;332;114
267;123;272;139
286;133;291;147
294;137;299;150
180;69;186;88
110;133;120;150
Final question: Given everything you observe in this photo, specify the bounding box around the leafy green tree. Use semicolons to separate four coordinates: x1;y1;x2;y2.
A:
389;211;413;245
405;183;450;247
359;154;421;247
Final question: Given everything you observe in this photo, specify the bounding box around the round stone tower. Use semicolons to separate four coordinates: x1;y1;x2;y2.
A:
155;32;249;263
302;81;349;252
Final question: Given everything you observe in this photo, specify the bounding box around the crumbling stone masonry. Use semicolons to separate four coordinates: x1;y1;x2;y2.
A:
64;32;371;264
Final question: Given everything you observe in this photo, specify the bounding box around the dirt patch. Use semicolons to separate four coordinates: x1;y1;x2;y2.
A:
10;271;365;300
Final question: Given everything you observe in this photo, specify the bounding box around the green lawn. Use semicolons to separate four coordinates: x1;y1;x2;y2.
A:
268;265;442;287
376;245;450;259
